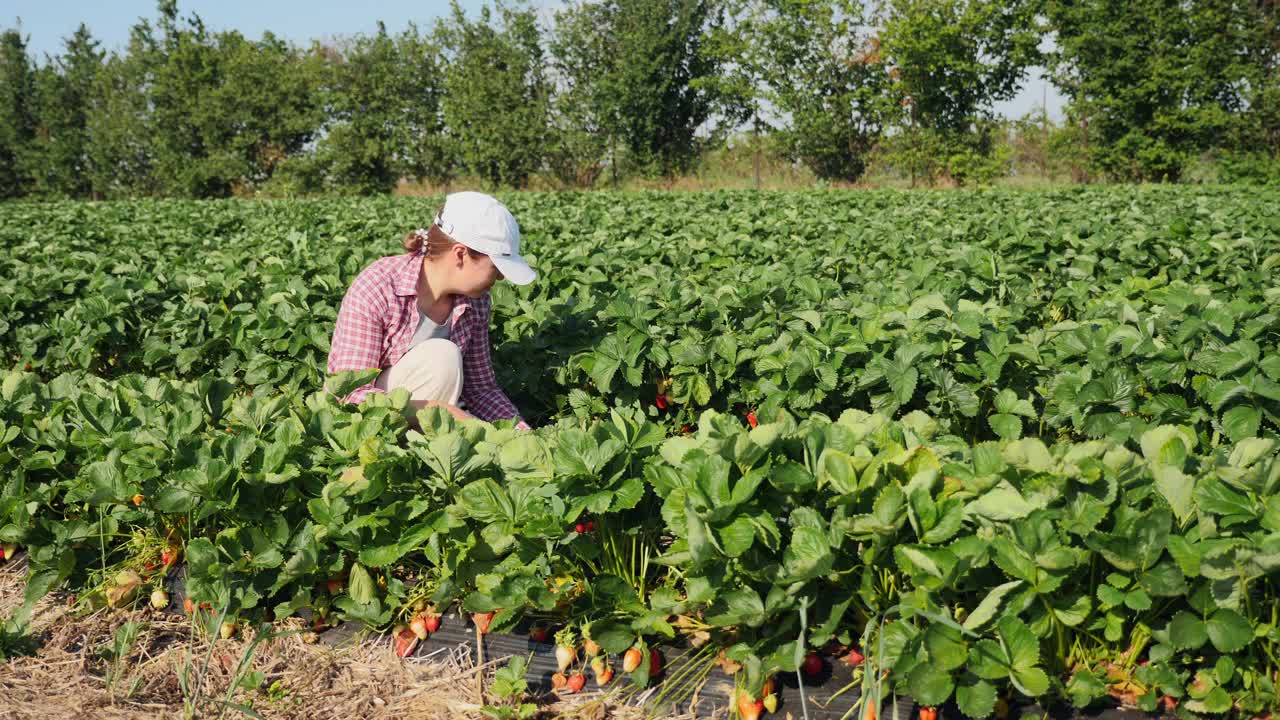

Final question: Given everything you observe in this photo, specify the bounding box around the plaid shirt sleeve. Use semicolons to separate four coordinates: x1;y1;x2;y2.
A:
327;266;388;406
460;294;529;428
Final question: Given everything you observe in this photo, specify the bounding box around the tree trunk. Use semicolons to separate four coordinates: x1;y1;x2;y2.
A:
753;119;761;191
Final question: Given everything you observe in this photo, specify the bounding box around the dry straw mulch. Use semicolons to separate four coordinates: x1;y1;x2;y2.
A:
0;556;706;720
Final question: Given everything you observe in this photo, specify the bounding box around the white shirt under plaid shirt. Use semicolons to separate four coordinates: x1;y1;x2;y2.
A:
327;250;529;428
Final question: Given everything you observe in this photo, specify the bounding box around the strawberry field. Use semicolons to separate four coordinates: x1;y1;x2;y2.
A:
1;187;1279;718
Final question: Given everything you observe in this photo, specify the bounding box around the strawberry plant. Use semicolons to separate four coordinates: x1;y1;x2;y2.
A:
0;188;1278;715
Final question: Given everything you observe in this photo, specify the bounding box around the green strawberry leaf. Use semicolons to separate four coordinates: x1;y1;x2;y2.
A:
955;676;997;718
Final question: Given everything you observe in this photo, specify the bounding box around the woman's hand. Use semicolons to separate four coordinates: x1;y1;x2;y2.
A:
408;399;474;428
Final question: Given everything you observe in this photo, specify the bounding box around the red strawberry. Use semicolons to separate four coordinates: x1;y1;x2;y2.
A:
473;611;496;634
585;520;595;532
844;648;865;666
424;615;441;633
575;523;586;533
681;424;692;434
649;647;663;677
530;625;550;643
738;690;764;720
746;411;759;428
802;652;824;677
393;626;419;658
567;673;586;693
655;393;668;410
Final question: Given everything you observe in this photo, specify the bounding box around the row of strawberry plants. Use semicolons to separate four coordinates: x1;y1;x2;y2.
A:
2;367;1278;715
3;189;1277;449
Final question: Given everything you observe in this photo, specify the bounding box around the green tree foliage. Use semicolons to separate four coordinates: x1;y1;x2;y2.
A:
742;0;895;182
882;0;1040;137
28;24;103;198
85;22;162;199
550;0;729;180
5;0;1280;197
1045;0;1277;181
438;1;549;189
879;0;1040;184
144;2;325;196
546;2;614;187
204;32;326;191
0;28;37;198
317;22;450;194
147;2;230;196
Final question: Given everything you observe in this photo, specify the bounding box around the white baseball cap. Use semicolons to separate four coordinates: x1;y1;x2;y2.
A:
431;191;537;285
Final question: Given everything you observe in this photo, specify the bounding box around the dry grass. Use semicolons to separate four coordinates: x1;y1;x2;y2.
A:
0;557;711;720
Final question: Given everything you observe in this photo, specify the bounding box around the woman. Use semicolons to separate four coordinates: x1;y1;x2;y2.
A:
327;191;534;429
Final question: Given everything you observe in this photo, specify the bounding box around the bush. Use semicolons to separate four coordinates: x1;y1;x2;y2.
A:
947;144;1012;186
1213;150;1280;185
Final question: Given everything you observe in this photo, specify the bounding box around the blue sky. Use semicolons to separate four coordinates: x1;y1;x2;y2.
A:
6;1;515;57
5;1;1064;120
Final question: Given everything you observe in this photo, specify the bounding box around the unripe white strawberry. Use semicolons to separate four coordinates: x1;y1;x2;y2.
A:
556;644;576;673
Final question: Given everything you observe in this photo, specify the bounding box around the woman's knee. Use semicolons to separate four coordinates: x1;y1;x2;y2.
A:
415;338;462;374
376;339;464;400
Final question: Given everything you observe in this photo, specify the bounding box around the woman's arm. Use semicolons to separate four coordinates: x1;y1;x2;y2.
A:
408;398;473;424
459;295;530;428
327;271;389;405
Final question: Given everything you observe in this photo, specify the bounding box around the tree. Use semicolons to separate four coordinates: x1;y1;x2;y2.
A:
392;27;454;187
695;0;764;186
85;20;162;199
1255;1;1280;153
29;24;103;197
198;31;325;192
134;2;326;196
146;0;233;196
1045;0;1275;181
743;0;896;182
549;0;730;180
881;0;1040;137
879;0;1041;184
438;1;549;188
546;1;614;186
318;22;451;194
0;28;37;198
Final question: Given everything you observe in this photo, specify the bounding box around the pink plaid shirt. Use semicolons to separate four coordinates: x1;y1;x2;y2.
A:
327;250;527;427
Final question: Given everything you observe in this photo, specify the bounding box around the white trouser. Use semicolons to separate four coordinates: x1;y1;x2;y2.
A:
374;338;463;406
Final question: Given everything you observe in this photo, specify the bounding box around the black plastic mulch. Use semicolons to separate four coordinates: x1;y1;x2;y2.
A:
161;571;1165;720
